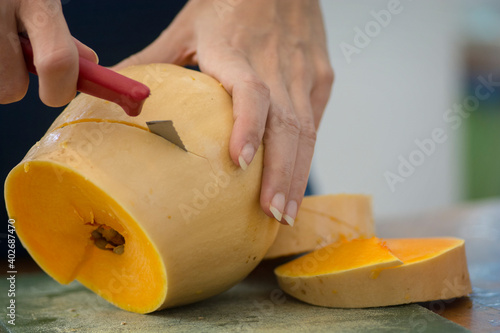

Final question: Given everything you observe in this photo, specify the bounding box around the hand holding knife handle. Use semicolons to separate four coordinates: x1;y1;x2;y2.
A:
19;35;150;116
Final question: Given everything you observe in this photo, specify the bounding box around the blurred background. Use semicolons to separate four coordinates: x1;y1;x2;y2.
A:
314;0;500;220
1;0;500;239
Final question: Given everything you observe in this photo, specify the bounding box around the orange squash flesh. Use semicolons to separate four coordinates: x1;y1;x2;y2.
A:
274;237;401;277
383;238;461;264
275;237;472;308
6;161;166;313
265;194;375;259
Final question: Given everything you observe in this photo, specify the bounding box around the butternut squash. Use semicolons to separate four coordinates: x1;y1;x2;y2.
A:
4;64;279;313
275;237;471;308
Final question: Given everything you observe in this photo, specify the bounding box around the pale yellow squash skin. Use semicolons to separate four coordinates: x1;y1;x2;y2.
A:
5;64;279;313
275;238;471;308
265;194;375;259
48;64;235;165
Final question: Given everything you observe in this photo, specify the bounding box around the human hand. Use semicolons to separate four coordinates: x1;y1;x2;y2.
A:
0;0;98;106
114;0;334;225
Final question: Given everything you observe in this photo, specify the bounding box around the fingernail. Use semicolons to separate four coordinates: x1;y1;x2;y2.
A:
238;143;255;171
269;192;285;222
283;200;297;227
90;48;99;64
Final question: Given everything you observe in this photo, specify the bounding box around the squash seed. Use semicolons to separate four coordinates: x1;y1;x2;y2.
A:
95;238;108;250
101;228;118;241
113;245;125;255
91;230;102;239
109;234;125;246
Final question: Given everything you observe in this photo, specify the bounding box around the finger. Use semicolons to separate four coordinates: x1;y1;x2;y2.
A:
230;75;270;170
282;89;317;226
310;60;334;128
73;37;99;64
200;44;299;223
197;47;270;171
0;5;29;104
19;0;79;107
259;87;301;224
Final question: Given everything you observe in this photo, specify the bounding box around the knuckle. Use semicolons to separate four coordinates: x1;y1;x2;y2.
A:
318;63;335;88
29;1;63;26
35;47;77;75
283;114;301;134
271;109;301;136
41;0;63;15
291;39;308;53
300;121;317;145
241;74;270;101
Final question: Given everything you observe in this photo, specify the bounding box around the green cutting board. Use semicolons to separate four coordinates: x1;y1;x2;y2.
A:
0;269;470;333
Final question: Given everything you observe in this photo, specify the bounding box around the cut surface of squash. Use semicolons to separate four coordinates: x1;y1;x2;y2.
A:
275;237;471;308
6;161;165;313
274;237;401;277
265;194;375;259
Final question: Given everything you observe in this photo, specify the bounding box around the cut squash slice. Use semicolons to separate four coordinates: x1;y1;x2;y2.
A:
265;194;375;259
4;64;279;313
275;237;471;308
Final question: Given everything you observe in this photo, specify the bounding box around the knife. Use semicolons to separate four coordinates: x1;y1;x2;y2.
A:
19;35;150;116
146;120;187;152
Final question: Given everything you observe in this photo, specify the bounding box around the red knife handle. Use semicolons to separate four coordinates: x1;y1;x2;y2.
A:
19;36;150;116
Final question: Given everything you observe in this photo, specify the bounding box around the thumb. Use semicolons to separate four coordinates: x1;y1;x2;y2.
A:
112;26;197;71
73;37;99;64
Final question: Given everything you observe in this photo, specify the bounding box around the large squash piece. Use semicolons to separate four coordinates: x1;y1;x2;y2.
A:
265;194;375;259
4;64;279;313
275;237;471;308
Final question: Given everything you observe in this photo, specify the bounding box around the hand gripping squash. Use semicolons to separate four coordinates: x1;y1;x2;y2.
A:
4;64;279;313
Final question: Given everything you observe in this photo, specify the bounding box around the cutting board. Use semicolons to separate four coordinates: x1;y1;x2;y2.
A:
0;262;469;333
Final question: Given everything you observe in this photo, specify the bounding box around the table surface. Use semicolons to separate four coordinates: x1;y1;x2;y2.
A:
2;199;500;332
378;198;500;333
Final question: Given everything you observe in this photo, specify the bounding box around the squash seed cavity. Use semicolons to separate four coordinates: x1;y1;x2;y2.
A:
90;225;125;254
